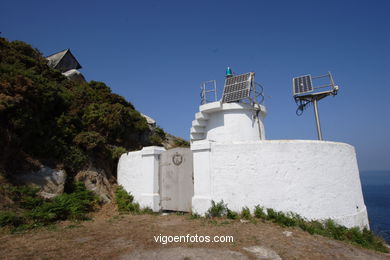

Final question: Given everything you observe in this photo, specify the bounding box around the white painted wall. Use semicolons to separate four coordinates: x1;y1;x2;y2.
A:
190;102;267;142
205;102;266;142
191;140;369;229
117;146;165;211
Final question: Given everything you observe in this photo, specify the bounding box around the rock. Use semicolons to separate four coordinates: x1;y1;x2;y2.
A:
240;219;250;223
14;167;66;199
120;247;248;260
140;113;156;126
283;231;293;237
243;246;282;260
75;170;113;203
62;69;86;83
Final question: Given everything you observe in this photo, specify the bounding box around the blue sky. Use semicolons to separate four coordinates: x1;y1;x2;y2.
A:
1;0;389;171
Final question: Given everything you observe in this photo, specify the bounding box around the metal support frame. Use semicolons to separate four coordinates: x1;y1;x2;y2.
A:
248;79;264;140
200;80;217;105
294;91;334;140
293;71;339;141
312;98;323;140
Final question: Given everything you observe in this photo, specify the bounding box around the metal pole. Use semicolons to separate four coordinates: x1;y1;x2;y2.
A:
312;98;323;140
213;80;217;102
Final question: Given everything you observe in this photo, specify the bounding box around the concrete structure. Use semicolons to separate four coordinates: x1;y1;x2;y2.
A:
118;146;165;212
118;147;193;212
62;69;86;83
117;99;369;229
46;49;82;73
190;101;369;229
190;101;266;142
46;49;85;82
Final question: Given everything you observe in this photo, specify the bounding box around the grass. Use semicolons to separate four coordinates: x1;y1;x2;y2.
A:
203;200;388;253
260;208;388;253
189;213;201;219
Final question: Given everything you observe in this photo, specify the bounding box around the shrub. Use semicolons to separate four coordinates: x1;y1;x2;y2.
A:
323;219;347;240
7;185;44;209
0;211;25;227
110;146;127;160
173;139;190;148
154;126;166;140
254;205;267;219
73;131;106;151
141;207;155;214
27;182;97;223
149;134;163;146
189;213;201;219
260;207;389;253
227;209;239;220
266;208;277;220
206;200;228;218
241;207;251;220
115;185;140;213
0;183;97;229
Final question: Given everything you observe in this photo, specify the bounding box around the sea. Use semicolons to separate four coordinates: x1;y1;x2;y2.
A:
360;170;390;244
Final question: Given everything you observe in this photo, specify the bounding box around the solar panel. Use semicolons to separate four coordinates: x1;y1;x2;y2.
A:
293;75;313;96
222;72;254;103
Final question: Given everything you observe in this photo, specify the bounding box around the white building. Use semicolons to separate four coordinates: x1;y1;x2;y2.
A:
118;72;369;229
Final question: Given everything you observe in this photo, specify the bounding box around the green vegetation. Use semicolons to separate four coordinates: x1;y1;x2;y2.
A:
254;205;267;219
0;37;155;183
172;138;190;148
114;186;159;215
0;212;25;227
226;209;239;220
189;213;201;219
0;183;97;231
260;208;388;253
204;200;388;253
240;207;251;220
206;200;228;218
114;186;140;213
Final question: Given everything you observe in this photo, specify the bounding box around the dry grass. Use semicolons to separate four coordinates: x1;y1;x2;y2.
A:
0;206;389;260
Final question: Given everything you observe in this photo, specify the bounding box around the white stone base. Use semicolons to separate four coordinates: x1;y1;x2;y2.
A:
192;196;212;215
191;140;370;229
139;193;161;212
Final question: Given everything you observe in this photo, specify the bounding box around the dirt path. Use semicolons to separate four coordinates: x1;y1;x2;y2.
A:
1;210;389;260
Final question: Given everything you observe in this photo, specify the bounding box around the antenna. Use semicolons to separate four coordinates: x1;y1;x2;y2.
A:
292;71;339;140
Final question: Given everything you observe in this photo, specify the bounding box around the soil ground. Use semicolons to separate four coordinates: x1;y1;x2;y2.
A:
1;205;389;260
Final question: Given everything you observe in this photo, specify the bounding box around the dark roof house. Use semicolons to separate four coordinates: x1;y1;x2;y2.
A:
46;49;82;73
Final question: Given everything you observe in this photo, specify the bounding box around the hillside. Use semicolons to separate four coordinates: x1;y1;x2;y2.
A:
0;37;187;204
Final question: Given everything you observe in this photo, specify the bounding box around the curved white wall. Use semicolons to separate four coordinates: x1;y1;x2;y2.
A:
191;140;369;229
194;102;266;142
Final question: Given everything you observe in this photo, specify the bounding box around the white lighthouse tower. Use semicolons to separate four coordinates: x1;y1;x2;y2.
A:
190;69;369;229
